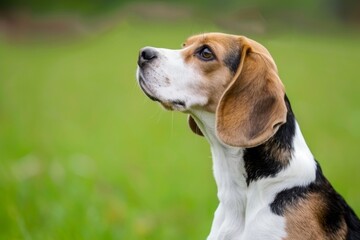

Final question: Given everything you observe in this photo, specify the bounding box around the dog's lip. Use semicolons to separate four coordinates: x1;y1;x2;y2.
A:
171;100;186;107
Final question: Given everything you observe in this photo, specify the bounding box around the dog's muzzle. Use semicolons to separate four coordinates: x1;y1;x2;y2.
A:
137;47;161;102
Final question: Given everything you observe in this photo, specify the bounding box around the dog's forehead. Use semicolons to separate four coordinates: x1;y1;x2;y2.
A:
184;33;239;48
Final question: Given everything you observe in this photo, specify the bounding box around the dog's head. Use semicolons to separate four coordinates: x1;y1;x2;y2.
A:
137;33;287;148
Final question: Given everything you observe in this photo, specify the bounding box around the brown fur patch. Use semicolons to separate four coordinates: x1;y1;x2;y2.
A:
263;137;291;164
216;47;287;148
181;33;240;112
283;193;347;240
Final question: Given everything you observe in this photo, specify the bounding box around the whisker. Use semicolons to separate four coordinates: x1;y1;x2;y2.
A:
171;111;174;137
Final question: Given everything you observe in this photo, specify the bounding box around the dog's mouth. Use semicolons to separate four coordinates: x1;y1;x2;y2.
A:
160;99;186;111
138;75;186;110
171;100;186;107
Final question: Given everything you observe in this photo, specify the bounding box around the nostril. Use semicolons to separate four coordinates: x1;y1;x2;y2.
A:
138;47;158;67
141;48;157;61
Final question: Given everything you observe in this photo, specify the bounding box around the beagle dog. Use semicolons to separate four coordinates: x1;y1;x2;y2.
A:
136;33;360;240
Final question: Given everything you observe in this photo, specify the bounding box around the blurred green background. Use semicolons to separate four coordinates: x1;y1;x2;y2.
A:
0;0;359;239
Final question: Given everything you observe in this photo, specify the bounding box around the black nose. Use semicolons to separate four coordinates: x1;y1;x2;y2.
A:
138;47;158;67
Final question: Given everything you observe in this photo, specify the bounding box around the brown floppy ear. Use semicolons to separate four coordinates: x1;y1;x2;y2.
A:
188;115;204;136
216;37;287;148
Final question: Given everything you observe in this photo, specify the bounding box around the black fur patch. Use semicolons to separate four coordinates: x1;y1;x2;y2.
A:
270;162;360;238
244;95;296;185
223;49;240;73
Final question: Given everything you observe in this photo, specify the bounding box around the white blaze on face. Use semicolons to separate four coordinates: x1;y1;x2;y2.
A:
137;47;208;111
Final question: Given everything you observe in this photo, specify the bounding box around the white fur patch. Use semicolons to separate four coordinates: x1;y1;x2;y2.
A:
136;47;209;111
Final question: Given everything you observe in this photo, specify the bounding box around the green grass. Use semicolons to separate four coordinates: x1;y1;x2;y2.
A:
0;19;359;239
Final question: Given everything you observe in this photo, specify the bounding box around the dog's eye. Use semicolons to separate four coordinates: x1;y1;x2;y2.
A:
197;47;215;61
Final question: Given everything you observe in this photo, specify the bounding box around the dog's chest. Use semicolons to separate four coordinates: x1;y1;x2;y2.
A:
210;146;287;239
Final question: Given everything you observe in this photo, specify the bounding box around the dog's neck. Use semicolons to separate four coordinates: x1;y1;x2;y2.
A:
190;96;316;206
191;96;298;183
190;97;316;236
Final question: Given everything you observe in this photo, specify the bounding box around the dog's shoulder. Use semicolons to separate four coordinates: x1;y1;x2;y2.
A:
271;162;360;239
